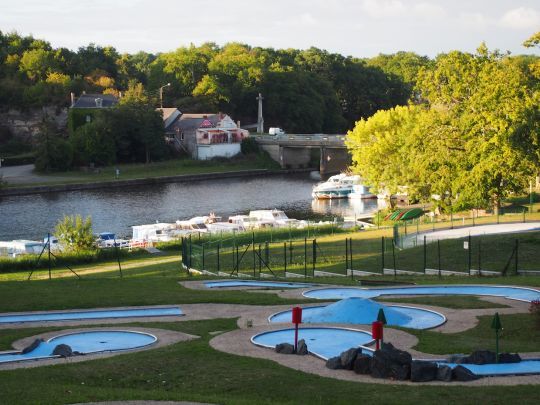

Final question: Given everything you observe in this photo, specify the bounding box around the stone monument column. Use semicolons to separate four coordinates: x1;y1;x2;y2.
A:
256;93;264;134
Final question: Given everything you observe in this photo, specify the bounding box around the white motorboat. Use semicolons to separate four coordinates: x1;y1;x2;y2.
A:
312;174;361;199
248;209;307;228
348;184;376;199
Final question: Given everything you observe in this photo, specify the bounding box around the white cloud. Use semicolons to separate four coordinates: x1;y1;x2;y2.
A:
459;12;492;29
500;7;540;29
361;0;406;18
299;13;318;26
413;3;446;19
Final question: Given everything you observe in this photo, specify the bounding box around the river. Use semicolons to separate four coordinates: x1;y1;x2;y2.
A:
0;173;383;240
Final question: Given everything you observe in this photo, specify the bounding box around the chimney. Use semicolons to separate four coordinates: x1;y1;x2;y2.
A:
70;92;75;107
237;120;241;128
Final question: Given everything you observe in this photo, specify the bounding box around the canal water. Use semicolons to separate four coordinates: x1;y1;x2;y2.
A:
0;173;382;240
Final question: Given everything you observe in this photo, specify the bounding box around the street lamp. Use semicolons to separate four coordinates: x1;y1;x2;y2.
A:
159;83;171;108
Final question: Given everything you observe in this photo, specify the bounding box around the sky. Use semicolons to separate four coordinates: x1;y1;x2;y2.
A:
1;0;539;57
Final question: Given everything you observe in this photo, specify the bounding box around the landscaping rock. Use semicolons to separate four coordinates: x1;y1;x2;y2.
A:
381;342;412;365
452;365;480;381
296;339;308;355
411;361;438;382
436;365;453;382
52;344;73;358
326;356;343;369
371;350;411;380
499;353;521;363
21;338;44;354
275;343;295;355
353;354;372;374
340;348;359;370
463;350;496;365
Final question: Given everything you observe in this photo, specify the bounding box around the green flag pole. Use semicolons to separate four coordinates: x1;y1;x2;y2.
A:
491;312;502;363
377;308;387;344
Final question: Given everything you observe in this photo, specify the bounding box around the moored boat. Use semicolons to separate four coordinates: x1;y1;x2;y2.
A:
312;174;361;199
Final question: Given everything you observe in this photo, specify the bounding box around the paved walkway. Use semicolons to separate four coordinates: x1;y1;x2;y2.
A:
0;164;76;184
402;222;540;248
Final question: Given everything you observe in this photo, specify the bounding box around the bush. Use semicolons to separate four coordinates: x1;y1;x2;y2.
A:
54;215;95;252
241;137;260;154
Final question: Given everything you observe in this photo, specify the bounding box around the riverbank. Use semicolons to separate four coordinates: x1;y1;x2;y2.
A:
0;168;318;197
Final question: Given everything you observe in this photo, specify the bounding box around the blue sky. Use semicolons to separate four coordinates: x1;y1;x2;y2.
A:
1;0;539;57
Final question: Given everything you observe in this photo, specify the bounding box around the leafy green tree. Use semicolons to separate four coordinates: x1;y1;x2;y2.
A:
348;44;539;213
34;119;73;172
523;31;540;49
54;215;95;252
71;118;116;166
19;48;56;81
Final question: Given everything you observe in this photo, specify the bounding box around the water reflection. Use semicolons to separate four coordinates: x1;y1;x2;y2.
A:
0;174;384;240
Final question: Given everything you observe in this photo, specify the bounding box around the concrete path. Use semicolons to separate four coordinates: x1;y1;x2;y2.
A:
403;222;540;248
0;164;77;184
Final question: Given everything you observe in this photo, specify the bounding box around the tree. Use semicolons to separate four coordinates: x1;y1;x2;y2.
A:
71;118;116;166
348;44;539;213
19;48;55;81
113;82;168;163
523;32;540;49
34;119;73;172
54;215;95;252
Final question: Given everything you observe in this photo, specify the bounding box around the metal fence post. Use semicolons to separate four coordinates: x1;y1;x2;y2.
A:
468;234;471;276
392;239;396;279
515;239;519;275
437;239;441;278
346;237;349;274
284;242;287;274
312;239;316;275
349;238;353;276
381;236;385;273
217;242;220;274
188;235;192;268
423;235;426;274
304;237;307;278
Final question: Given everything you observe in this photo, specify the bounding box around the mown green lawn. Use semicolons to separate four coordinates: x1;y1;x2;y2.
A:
376;295;510;309
405;313;540;354
1;318;539;404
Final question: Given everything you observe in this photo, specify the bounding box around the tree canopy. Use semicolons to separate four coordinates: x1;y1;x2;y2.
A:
0;31;416;133
347;42;539;211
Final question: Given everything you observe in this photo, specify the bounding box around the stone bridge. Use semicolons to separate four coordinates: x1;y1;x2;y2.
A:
253;134;350;174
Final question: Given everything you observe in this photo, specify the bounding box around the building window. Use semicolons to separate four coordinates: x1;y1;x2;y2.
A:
180;132;184;141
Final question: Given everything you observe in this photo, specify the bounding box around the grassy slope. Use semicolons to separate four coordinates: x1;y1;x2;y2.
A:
0;319;538;404
405;313;540;354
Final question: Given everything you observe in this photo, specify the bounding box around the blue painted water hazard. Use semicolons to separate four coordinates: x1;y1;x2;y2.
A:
205;280;313;289
0;330;157;364
270;298;445;329
303;285;540;302
251;327;373;360
0;307;183;324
